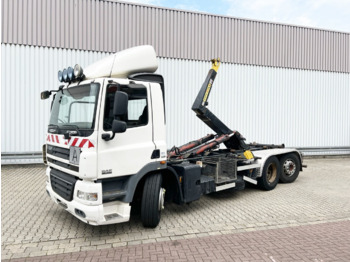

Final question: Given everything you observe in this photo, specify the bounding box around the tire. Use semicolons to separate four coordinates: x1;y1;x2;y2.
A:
141;173;164;228
279;153;300;183
258;156;281;191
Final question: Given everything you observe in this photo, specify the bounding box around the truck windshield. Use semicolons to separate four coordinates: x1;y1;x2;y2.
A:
49;83;100;130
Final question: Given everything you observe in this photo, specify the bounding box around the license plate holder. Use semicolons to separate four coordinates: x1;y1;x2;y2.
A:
69;146;81;165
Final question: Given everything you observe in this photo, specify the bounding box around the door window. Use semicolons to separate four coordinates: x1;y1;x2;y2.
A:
103;85;148;130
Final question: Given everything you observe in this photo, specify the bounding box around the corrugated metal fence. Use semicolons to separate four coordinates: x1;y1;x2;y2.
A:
2;44;350;161
1;0;349;73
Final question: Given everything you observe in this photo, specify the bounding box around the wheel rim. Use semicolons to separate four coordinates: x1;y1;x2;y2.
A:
158;188;165;211
267;163;277;184
283;159;296;177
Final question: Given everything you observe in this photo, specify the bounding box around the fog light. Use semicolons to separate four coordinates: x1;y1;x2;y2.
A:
75;208;86;218
77;190;98;201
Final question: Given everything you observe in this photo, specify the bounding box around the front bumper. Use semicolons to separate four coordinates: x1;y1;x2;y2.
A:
46;173;131;226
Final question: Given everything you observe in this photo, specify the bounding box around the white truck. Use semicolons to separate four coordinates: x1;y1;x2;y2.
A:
41;45;304;228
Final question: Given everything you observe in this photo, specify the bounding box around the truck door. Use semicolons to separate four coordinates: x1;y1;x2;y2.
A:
97;83;155;178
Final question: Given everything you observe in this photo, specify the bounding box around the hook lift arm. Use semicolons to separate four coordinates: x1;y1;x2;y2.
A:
168;59;285;159
168;59;249;159
191;59;248;151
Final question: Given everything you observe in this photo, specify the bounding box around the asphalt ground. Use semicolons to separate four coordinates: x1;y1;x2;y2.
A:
2;157;350;261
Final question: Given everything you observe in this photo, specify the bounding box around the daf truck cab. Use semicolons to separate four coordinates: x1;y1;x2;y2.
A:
42;45;303;228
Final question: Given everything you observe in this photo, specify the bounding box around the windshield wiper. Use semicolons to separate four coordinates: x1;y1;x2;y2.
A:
61;124;81;139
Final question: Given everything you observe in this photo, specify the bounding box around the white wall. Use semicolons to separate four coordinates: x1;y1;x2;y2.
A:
158;58;350;150
2;44;350;157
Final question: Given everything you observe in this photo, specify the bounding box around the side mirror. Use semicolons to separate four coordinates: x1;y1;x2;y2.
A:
101;91;128;141
102;118;127;141
112;119;127;133
113;91;128;117
41;91;51;100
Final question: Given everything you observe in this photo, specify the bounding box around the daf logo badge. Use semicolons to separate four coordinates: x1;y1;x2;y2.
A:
66;130;78;135
102;169;112;175
65;130;78;139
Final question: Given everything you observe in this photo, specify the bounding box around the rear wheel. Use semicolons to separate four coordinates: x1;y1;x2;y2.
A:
258;156;281;190
279;154;300;183
141;173;165;228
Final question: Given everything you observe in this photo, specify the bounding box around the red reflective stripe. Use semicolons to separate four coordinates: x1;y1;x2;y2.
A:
79;139;88;148
71;138;79;147
88;141;94;148
47;135;50;142
51;135;55;142
55;135;59;143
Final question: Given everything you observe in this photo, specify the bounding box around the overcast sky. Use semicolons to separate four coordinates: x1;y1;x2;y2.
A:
119;0;350;32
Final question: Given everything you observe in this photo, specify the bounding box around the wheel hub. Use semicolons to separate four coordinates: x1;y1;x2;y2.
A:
158;188;166;211
283;160;296;176
267;163;277;183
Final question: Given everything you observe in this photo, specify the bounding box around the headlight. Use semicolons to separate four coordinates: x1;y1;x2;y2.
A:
58;70;63;82
67;67;75;81
62;68;68;82
74;64;83;78
77;190;98;201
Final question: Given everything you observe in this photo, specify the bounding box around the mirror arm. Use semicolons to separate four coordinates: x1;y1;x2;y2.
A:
50;85;63;94
49;85;64;94
102;133;115;141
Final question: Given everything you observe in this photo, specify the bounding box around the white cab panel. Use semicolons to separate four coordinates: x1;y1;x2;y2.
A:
150;82;167;160
97;81;155;178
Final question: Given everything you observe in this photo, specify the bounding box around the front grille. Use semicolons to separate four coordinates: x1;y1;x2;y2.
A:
47;157;79;172
50;168;78;201
47;145;79;173
47;145;69;160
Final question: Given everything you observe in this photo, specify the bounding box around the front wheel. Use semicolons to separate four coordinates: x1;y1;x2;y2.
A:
141;173;165;228
258;156;281;191
279;154;300;183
